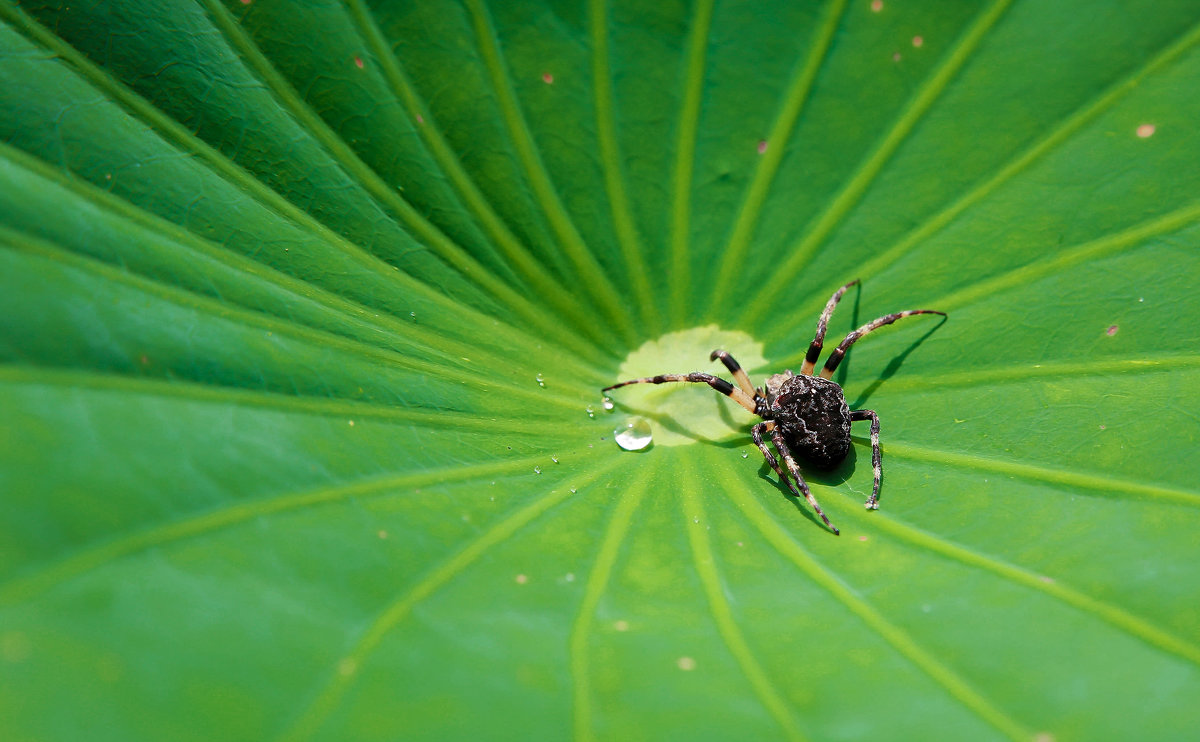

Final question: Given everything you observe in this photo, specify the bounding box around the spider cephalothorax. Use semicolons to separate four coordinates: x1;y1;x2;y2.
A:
603;280;945;535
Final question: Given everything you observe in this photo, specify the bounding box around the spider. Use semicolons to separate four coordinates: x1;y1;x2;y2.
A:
602;280;945;535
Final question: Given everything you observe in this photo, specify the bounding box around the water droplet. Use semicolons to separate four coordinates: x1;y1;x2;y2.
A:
551;455;559;463
569;487;577;494
614;417;652;451
741;450;748;459
601;395;614;411
586;405;595;418
534;466;541;474
677;656;696;671
565;573;575;582
535;373;545;387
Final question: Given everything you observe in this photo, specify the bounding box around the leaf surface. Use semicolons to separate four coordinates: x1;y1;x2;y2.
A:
2;1;1199;740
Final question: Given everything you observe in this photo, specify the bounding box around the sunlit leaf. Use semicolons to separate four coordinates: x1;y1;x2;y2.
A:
2;1;1199;740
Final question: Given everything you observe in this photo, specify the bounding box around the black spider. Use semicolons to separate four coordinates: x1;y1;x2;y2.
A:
602;280;945;535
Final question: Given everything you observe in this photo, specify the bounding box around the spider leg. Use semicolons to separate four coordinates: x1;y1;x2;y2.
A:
751;421;791;486
820;309;946;379
710;350;767;409
850;409;882;509
802;279;859;375
755;422;840;535
602;372;758;414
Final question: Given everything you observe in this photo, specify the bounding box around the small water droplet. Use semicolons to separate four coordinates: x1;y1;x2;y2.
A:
536;373;545;387
693;517;699;523
586;405;595;418
551;455;559;463
569;487;577;494
534;466;541;474
565;573;575;582
741;450;748;459
409;311;416;320
602;396;614;411
614;417;652;451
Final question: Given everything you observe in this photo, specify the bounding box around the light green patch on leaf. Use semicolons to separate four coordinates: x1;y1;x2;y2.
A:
610;325;766;447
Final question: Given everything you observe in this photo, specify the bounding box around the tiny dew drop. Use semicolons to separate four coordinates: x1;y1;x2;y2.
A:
614;417;653;451
601;395;614;411
536;373;545;387
586;405;595;418
534;466;541;474
551;455;559;464
741;450;748;459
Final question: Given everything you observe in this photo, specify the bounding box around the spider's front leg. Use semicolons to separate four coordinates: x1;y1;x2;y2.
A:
752;422;840;535
851;409;882;509
602;372;758;413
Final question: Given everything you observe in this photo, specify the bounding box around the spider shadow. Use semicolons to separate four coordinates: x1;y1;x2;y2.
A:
605;400;748;450
833;281;863;388
846;315;946;410
754;446;859;532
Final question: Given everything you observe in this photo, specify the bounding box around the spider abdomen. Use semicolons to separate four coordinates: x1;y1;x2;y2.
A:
771;374;851;469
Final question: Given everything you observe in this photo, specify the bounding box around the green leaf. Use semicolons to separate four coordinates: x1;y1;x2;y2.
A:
2;1;1199;740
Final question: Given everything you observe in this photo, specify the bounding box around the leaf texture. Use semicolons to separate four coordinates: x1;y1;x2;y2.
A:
1;1;1199;740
